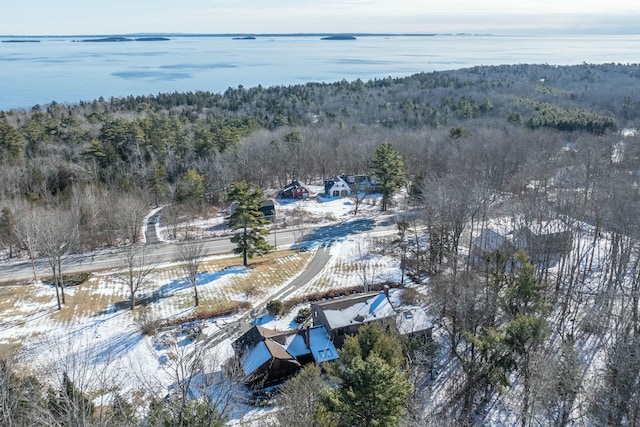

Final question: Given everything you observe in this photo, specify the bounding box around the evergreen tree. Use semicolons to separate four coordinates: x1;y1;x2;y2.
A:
502;251;550;427
0;207;18;259
149;164;168;208
370;143;406;211
0;119;26;159
226;181;271;266
275;364;329;427
326;323;411;427
503;250;547;319
340;322;404;369
326;354;411;427
47;372;94;427
176;169;205;209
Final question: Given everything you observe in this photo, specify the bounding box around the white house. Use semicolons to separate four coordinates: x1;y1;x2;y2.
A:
323;176;351;197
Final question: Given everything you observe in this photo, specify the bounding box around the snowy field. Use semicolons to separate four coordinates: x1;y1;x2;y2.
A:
0;190;413;423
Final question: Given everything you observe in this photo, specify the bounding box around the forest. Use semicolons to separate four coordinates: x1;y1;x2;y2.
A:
2;63;640;425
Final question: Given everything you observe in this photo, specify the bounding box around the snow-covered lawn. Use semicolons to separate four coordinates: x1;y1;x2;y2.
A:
0;192;406;422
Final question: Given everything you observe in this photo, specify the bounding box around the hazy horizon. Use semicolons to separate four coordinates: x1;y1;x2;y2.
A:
2;1;640;36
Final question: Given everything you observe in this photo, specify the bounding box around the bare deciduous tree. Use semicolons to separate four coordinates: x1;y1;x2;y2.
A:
117;193;148;245
113;245;158;311
177;242;205;307
39;209;79;310
12;207;42;283
143;335;242;426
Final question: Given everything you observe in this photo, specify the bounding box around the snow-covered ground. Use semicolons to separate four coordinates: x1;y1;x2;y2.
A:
2;183;629;425
155;185;387;243
0;190;413;423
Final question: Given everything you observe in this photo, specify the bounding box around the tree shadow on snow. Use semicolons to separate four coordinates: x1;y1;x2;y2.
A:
108;267;247;313
298;217;376;246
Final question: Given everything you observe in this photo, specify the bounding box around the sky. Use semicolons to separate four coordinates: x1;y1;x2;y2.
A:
2;0;640;36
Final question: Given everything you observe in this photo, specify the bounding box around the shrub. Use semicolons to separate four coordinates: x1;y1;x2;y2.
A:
136;311;163;336
266;299;283;315
294;307;312;324
399;287;424;305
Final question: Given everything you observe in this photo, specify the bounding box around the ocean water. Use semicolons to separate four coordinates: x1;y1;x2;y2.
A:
1;34;639;111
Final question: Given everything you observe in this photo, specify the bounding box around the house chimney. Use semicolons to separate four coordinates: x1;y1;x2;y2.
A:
383;285;390;299
304;325;311;350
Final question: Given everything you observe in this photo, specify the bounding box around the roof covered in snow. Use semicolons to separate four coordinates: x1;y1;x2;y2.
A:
313;291;397;330
396;307;433;336
472;229;509;251
235;325;338;376
240;341;274;376
307;326;339;362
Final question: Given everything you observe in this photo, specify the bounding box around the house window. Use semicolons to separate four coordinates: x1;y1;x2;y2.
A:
319;349;333;358
333;190;339;196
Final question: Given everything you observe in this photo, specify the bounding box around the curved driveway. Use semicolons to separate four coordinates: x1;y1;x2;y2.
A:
203;246;332;347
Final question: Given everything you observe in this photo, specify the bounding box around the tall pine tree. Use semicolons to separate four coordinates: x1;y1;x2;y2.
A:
371;143;406;211
226;181;271;266
325;323;411;427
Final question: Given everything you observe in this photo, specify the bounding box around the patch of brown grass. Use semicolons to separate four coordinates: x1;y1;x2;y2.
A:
50;276;119;323
229;251;310;298
158;301;253;331
0;341;23;358
0;284;53;317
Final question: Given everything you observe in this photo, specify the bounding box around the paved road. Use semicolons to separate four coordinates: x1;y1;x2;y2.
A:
0;230;297;285
0;215;397;285
145;219;161;245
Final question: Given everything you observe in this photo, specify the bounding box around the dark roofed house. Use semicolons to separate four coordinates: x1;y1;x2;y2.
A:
233;325;338;389
259;199;276;221
234;289;434;388
341;175;382;194
513;220;573;265
277;180;310;200
311;290;398;347
469;229;515;268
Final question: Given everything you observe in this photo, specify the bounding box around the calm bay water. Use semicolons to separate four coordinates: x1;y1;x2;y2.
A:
1;34;640;111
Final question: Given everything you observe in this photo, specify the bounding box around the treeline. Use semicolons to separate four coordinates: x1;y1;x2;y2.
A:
0;63;638;253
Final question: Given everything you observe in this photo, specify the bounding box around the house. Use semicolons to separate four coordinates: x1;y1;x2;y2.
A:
469;229;515;267
311;289;398;347
258;199;276;220
233;325;338;389
396;306;433;339
323;176;351;197
234;289;432;388
513;221;572;264
229;199;276;220
278;180;310;200
312;289;433;347
340;175;382;194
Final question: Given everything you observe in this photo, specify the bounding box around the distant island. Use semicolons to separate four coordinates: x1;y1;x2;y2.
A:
135;37;170;41
232;36;256;40
79;36;169;42
321;35;356;40
81;36;132;42
2;39;40;43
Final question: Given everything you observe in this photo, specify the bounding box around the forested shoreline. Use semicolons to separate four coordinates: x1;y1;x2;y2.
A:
2;63;640;425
